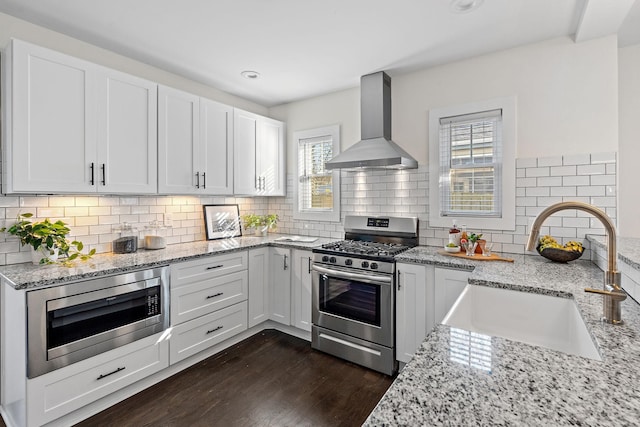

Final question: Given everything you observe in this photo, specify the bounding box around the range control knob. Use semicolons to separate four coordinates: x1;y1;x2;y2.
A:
322;256;329;262
329;257;337;264
370;262;378;270
361;261;369;268
345;259;353;266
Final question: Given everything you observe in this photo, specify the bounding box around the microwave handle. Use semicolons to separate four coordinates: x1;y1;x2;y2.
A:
311;264;391;285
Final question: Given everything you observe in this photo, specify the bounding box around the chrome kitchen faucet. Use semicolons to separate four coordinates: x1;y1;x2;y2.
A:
526;201;626;324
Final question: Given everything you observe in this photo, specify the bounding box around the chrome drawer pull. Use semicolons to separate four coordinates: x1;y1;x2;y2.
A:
206;325;223;335
206;292;223;299
97;366;125;380
206;264;224;270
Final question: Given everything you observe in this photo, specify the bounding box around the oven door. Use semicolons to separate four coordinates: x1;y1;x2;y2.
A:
312;263;393;347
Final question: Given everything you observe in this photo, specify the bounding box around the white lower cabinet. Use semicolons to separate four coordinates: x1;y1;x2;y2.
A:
270;247;291;325
396;263;435;364
170;301;248;364
26;333;168;427
396;264;472;364
248;247;270;327
434;267;472;324
169;252;249;364
291;249;313;332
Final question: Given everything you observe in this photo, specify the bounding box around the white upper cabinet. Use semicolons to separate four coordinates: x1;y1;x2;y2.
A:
158;86;199;194
233;109;285;196
96;70;158;193
3;39;157;194
158;86;233;195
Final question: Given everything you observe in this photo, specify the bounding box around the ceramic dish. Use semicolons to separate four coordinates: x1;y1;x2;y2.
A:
444;245;460;253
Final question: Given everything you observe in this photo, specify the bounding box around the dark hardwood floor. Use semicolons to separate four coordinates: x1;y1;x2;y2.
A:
75;329;394;427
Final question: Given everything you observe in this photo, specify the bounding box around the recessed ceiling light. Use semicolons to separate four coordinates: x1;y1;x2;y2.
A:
450;0;484;13
241;70;261;80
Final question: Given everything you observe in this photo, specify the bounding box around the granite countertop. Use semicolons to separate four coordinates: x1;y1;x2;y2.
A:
367;245;640;426
0;234;335;290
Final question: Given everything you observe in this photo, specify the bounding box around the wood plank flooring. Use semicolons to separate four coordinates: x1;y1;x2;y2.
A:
75;329;394;427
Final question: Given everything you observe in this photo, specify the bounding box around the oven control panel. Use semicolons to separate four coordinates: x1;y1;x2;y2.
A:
367;217;389;228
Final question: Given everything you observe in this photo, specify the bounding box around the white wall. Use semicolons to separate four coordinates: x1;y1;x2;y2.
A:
618;43;640;238
0;12;268;115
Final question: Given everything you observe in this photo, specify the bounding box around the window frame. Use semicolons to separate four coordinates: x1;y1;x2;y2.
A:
293;125;341;222
429;97;516;231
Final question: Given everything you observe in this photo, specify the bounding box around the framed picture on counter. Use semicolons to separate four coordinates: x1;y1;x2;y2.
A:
203;204;242;240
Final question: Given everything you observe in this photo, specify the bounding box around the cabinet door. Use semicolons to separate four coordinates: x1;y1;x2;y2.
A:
7;39;97;193
270;247;291;325
434;268;471;324
158;85;199;194
258;117;285;196
200;98;234;194
248;248;270;328
233;109;258;195
291;249;312;332
97;70;157;193
396;263;434;364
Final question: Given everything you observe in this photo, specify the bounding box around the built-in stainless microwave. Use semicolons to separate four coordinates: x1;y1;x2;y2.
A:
26;266;170;378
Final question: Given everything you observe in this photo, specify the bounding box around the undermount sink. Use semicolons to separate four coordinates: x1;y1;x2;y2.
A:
442;285;602;361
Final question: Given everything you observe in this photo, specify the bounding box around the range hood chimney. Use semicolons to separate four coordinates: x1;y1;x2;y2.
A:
325;71;418;170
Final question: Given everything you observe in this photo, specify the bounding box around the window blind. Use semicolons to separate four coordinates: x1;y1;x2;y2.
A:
439;109;502;217
298;135;334;212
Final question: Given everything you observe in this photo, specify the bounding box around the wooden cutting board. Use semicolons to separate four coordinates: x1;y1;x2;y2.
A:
437;250;514;262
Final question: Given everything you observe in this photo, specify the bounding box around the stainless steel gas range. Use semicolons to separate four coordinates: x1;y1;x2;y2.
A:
311;215;418;375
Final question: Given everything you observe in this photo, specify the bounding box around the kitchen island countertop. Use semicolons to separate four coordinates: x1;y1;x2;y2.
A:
0;234;335;290
366;245;640;426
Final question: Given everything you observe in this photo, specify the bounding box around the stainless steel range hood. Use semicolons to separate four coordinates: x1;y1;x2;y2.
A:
325;71;418;170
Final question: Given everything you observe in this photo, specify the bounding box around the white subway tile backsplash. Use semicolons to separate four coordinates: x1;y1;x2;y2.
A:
577;186;606;197
537;177;562;187
550;166;576;176
526;167;550;177
516;158;537;168
537;156;563;167
563;176;590;186
577;164;606;176
590;152;616;164
563;154;591;166
550;186;577;197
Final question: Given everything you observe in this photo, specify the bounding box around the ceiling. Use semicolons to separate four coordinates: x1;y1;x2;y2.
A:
1;0;639;107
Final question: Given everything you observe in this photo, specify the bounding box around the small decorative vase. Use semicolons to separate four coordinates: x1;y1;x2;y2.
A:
254;227;268;237
30;246;59;265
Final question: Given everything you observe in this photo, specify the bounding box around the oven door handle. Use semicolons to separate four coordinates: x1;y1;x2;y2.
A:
311;264;392;285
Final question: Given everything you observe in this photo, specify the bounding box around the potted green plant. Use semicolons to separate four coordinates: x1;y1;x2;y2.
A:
241;213;279;237
1;213;96;265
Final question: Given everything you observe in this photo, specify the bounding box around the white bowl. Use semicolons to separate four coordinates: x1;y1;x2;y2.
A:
444;245;460;253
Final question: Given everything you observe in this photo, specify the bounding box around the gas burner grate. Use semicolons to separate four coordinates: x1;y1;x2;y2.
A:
321;240;411;257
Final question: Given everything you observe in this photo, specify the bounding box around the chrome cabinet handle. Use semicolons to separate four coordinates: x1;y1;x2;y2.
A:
196;172;200;189
283;254;288;270
255;176;259;190
101;164;106;185
261;176;266;191
308;257;312;274
206;292;223;299
97;366;125;380
202;172;206;189
206;325;223;335
90;163;95;185
397;271;401;290
206;264;224;270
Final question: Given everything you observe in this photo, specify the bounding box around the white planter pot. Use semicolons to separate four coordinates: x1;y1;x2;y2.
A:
30;246;59;265
254;227;268;237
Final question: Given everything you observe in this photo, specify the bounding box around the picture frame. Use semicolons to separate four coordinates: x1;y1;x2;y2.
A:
203;204;242;240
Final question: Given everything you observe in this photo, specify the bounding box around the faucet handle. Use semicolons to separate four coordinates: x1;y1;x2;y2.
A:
584;287;627;301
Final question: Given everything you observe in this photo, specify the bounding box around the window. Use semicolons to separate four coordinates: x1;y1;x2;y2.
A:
429;98;515;230
294;125;341;222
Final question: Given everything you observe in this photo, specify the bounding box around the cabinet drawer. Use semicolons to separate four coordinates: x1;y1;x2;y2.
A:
171;251;247;288
171;270;248;325
26;333;169;427
170;301;248;365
